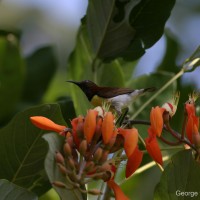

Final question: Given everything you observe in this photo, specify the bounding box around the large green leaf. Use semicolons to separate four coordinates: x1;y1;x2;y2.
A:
0;35;25;124
0;103;67;195
43;133;84;200
0;179;38;200
86;0;176;61
22;46;57;103
154;150;200;200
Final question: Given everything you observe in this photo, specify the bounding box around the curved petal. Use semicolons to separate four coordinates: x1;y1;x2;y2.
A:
71;116;84;148
145;129;163;166
102;112;114;144
186;115;199;144
185;103;196;116
150;106;165;137
107;180;129;200
118;128;138;158
30;116;66;133
84;110;98;143
126;146;143;178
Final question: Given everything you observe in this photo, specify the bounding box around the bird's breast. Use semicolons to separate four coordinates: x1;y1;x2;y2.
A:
91;95;104;107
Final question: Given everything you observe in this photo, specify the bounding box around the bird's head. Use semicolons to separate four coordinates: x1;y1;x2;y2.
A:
67;80;98;100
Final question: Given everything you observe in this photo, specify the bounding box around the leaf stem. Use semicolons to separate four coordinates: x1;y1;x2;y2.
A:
130;68;185;119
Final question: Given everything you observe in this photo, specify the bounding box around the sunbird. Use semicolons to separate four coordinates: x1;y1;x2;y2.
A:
67;80;156;114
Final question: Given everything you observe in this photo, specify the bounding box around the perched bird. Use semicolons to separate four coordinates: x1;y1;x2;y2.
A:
67;80;156;114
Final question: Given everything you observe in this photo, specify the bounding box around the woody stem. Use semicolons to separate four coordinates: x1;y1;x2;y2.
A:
165;123;198;153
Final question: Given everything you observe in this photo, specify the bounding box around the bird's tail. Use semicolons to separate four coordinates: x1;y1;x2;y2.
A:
143;87;157;93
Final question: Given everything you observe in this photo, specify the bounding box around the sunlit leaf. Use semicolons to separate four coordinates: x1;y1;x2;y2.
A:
0;179;38;200
43;133;85;200
0;103;67;196
154;150;200;200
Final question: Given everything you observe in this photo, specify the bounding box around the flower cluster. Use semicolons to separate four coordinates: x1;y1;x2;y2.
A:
30;107;143;200
30;91;200;199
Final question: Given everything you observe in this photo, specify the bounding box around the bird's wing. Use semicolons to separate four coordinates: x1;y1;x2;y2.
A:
96;87;134;98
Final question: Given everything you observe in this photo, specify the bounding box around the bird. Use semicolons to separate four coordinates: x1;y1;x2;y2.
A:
67;80;156;114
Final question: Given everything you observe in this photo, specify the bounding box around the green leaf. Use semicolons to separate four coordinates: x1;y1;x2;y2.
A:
66;24;125;115
154;150;200;200
0;103;67;196
97;60;125;87
0;35;25;124
57;96;76;126
0;179;38;200
86;0;176;61
22;46;57;103
87;0;135;60
43;133;84;200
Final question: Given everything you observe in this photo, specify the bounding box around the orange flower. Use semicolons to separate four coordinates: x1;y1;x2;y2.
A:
185;103;196;117
186;115;199;144
30;116;66;133
107;180;129;200
102;112;114;144
145;127;163;166
150;106;165;137
126;146;143;178
84;110;98;143
118;128;138;158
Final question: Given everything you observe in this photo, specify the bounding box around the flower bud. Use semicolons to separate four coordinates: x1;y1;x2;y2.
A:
84;110;98;143
88;189;103;195
76;116;85;139
55;151;65;165
79;140;88;156
93;117;103;142
57;163;69;175
52;181;66;188
68;157;75;170
63;142;72;156
93;147;103;163
65;135;74;147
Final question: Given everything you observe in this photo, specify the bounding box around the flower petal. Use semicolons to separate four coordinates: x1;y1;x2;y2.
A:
118;128;138;158
150;106;165;137
186;115;199;144
107;180;129;200
102;112;114;144
71;116;84;148
126;146;143;178
185;103;196;116
30;116;66;133
84;110;98;143
145;128;163;166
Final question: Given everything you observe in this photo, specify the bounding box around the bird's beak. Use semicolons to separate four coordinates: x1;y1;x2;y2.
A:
66;80;80;86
